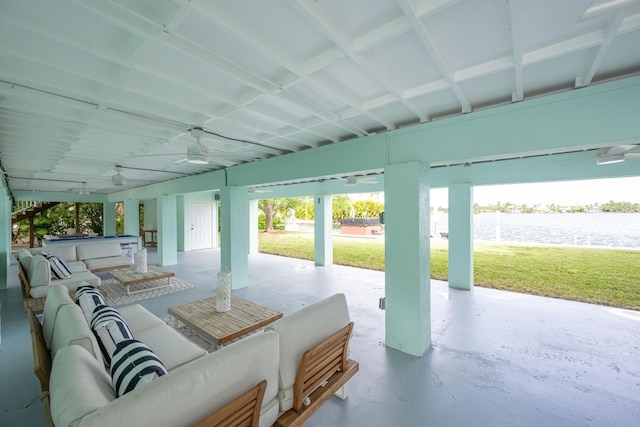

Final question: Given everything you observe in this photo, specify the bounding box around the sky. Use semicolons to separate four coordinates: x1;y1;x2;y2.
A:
430;177;640;208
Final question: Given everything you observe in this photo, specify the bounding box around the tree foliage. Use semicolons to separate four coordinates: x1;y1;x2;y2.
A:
13;202;104;244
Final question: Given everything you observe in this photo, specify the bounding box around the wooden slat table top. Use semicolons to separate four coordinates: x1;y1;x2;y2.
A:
168;295;283;346
108;265;174;286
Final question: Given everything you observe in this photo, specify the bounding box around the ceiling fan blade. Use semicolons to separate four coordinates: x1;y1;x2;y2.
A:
607;145;638;155
131;153;184;158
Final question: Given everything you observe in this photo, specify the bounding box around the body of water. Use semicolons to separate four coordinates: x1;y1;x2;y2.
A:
432;212;640;249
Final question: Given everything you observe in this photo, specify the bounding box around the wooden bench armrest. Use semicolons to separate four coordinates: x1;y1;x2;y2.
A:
194;380;267;427
28;308;52;393
275;322;359;427
40;391;54;427
275;360;359;427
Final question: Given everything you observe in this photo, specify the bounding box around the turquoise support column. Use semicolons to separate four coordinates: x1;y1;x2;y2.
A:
177;195;186;251
314;194;333;266
157;195;178;266
220;186;249;289
123;199;139;236
384;162;431;356
0;191;9;290
103;202;117;236
448;183;474;290
249;199;259;254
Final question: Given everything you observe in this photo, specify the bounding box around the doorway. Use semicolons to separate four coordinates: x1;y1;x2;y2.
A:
189;201;214;250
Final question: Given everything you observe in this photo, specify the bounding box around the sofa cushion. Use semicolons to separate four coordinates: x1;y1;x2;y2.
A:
91;306;134;365
66;260;88;273
28;254;51;288
16;249;32;270
31;245;78;262
265;293;351;412
118;304;165;332
83;255;132;271
118;304;207;370
42;284;75;348
50;304;103;365
133;323;207;371
50;345;116;427
110;339;168;397
30;270;102;299
78;331;280;427
76;242;123;261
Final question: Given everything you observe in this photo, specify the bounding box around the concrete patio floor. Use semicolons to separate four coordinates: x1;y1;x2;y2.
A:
1;248;639;426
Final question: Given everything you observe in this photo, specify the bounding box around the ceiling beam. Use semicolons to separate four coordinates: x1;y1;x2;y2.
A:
288;0;428;123
395;0;472;114
509;0;524;102
577;12;625;88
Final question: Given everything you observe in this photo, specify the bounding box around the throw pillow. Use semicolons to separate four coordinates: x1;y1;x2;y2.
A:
110;339;167;397
75;284;97;299
76;289;107;323
90;306;134;365
37;251;72;279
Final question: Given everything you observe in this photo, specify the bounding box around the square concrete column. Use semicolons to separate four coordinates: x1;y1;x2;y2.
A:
0;191;9;290
448;183;474;290
103;202;117;236
220;186;249;289
249;199;259;254
384;162;431;356
123;199;140;237
176;195;186;252
314;194;333;266
157;195;178;266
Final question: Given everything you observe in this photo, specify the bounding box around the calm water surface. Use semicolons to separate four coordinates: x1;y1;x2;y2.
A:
432;212;640;249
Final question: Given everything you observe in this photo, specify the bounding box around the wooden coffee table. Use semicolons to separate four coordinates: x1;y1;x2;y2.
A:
168;296;283;349
109;265;175;295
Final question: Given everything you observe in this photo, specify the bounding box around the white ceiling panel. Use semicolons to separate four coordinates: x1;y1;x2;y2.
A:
0;0;638;195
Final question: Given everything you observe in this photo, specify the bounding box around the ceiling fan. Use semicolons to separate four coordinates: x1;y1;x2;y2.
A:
112;166;127;186
341;175;379;186
130;128;254;166
596;144;640;165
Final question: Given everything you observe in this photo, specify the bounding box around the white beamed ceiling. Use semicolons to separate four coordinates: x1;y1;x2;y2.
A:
1;0;639;194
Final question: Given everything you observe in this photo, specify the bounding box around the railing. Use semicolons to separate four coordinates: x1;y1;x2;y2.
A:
12;201;41;216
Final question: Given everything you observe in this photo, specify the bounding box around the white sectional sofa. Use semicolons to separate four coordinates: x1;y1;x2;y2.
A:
31;287;358;427
16;242;133;301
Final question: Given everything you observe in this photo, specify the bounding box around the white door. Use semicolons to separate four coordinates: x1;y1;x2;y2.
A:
189;201;214;250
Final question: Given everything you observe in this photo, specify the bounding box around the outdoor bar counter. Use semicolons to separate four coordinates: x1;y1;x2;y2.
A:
42;235;142;258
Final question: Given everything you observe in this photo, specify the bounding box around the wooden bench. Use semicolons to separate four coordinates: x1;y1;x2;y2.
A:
275;322;359;427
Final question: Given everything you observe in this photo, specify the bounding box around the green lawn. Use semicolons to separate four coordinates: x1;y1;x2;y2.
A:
258;231;640;310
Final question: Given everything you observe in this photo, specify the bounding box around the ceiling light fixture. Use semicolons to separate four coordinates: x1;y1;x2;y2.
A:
596;153;625;165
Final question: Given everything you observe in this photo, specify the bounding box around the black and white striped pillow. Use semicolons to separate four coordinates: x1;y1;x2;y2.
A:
76;289;107;323
90;305;134;365
75;284;98;299
37;251;72;279
110;339;167;397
